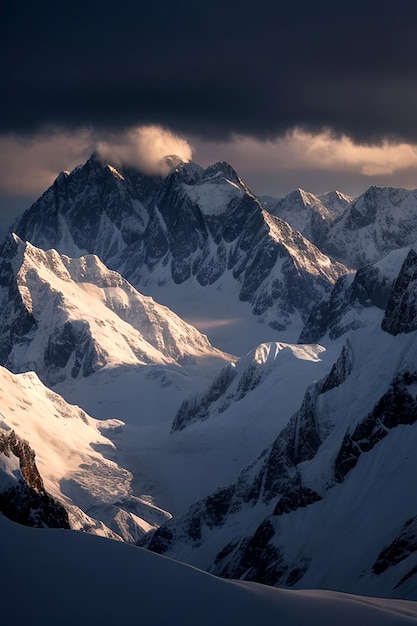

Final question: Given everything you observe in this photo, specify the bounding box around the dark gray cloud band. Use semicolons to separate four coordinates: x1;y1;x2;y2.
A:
2;1;417;143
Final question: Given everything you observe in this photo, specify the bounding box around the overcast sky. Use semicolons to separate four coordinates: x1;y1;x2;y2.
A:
2;0;417;224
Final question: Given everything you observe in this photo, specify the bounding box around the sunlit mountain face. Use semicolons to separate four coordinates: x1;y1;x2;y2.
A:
1;153;417;622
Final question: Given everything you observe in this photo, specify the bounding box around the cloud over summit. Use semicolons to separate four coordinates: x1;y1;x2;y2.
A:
95;126;193;175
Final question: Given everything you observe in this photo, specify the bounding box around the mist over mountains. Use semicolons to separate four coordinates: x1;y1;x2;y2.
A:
2;153;417;623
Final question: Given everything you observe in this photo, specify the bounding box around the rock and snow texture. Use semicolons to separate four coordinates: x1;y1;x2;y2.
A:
147;323;417;600
0;233;226;387
0;365;171;542
172;342;327;433
0;429;70;529
324;186;417;267
382;248;417;335
4;153;417;610
261;188;353;248
299;246;411;343
13;152;163;261
3;515;417;626
13;155;347;345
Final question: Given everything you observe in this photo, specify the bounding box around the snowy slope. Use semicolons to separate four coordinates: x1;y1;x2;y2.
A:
52;340;337;519
324;186;417;267
262;188;353;248
2;514;417;626
0;365;171;541
13;156;348;353
299;246;412;343
0;234;228;387
146;320;417;600
172;342;328;433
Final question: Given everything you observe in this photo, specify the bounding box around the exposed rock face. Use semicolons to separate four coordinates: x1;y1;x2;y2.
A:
145;329;417;598
147;342;353;562
171;342;326;434
0;233;224;387
14;153;163;261
0;429;70;528
382;249;417;335
299;248;409;344
14;156;347;333
262;188;353;248
172;362;238;432
334;371;417;482
372;516;417;589
323;186;417;267
0;235;37;363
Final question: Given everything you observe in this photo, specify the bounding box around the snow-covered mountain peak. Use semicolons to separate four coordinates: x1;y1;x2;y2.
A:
167;159;205;183
171;340;327;434
324;186;417;267
13;155;348;350
0;237;229;386
181;170;245;216
261;187;353;248
318;189;355;213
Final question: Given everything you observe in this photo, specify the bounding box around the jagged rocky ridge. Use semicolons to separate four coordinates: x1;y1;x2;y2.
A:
0;233;225;387
146;316;417;599
381;249;417;335
261;188;353;248
0;428;70;528
299;247;411;343
13;154;347;333
323;186;417;267
171;342;325;433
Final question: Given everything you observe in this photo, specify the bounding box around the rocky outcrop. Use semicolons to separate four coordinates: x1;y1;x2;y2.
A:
0;429;70;528
262;188;353;248
334;371;417;482
299;258;398;343
172;362;238;431
0;235;37;363
323;186;417;267
145;329;417;599
148;342;354;561
382;249;417;335
372;516;417;579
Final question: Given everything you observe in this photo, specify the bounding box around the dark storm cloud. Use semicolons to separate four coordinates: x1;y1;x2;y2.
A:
2;0;417;142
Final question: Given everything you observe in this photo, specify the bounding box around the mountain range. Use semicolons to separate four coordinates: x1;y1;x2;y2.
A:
13;154;348;352
1;153;417;621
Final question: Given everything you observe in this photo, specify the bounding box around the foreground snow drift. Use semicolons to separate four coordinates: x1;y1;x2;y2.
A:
2;514;417;626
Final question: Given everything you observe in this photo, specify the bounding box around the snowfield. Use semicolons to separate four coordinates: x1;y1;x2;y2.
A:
2;514;417;626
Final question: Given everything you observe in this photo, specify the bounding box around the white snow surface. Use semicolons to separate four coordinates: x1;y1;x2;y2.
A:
141;267;304;354
0;365;171;540
182;175;245;215
261;188;354;245
55;341;338;517
2;514;416;626
156;321;417;599
6;235;229;382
